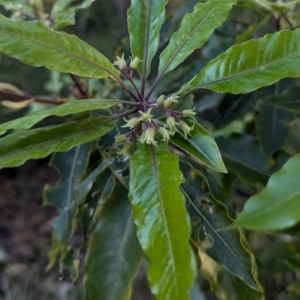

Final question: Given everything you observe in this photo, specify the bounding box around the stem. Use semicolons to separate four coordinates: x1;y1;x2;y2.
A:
69;73;89;98
115;79;140;103
0;90;67;105
144;73;164;102
105;107;139;123
122;72;143;100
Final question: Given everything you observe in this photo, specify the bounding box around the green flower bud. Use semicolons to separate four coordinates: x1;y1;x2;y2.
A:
114;134;127;144
166;116;177;135
158;127;170;142
113;53;127;71
157;95;165;107
122;117;140;129
119;141;133;157
129;56;142;69
182;108;196;118
179;120;194;139
139;108;152;122
139;127;157;146
163;94;178;109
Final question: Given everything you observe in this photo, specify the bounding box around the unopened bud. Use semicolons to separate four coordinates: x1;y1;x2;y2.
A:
182;108;196;118
158;127;170;142
113;54;127;71
163;94;178;109
157;95;165;107
114;134;127;144
179;120;194;139
129;56;142;69
139;127;157;146
139;108;152;122
119;141;133;157
122;117;140;129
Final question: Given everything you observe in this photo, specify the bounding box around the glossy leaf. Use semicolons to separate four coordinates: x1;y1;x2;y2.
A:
179;29;300;95
0;98;127;136
255;98;294;158
129;143;196;300
85;180;142;300
199;251;264;300
0;15;119;79
128;0;169;77
158;0;236;75
170;119;227;173
0;116;116;168
228;153;300;231
181;165;261;291
216;134;272;184
44;143;92;242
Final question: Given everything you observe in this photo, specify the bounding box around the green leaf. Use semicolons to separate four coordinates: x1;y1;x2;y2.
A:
158;0;236;75
228;153;300;231
199;251;264;300
181;164;261;291
79;170;115;236
179;29;300;95
44;143;92;242
0;98;127;136
170;120;227;173
0;116;116;168
129;143;196;300
262;86;300;112
216;134;272;184
60;244;79;282
52;0;96;30
77;159;109;206
0;15;119;79
255;97;294;158
128;0;169;77
85;180;142;300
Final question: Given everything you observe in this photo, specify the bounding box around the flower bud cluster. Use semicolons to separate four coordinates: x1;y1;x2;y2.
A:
113;54;142;72
114;95;196;156
156;94;178;109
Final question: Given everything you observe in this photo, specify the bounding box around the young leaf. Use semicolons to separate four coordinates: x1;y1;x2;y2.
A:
228;153;300;231
129;143;196;300
0;15;119;79
127;0;169;77
181;165;262;291
178;29;300;95
0;116;116;168
170;120;227;173
85;180;142;300
44;143;92;242
158;0;237;75
0;98;129;136
199;251;264;300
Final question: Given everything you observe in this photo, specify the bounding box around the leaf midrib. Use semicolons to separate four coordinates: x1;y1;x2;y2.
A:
0;24;117;79
199;46;300;89
183;187;256;289
236;191;300;225
160;0;223;75
150;145;179;297
221;153;270;177
0;118;114;161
